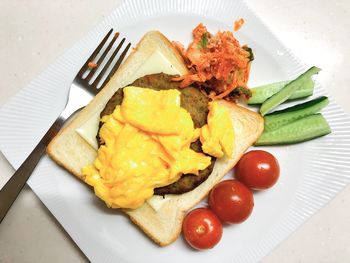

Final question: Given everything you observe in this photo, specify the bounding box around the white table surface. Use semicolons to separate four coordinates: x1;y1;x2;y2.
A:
0;0;349;262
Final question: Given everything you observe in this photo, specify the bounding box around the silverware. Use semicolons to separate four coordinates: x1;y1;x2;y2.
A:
0;29;131;223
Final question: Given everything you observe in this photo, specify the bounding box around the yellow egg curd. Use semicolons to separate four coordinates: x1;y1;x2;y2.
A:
82;86;212;209
200;101;234;158
82;87;234;209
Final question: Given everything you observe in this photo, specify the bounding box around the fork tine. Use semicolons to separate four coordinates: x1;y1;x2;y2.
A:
91;38;126;88
99;42;132;90
77;28;113;77
85;32;120;82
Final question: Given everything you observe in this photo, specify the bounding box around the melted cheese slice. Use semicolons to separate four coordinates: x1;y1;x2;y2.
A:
76;50;182;211
76;110;101;150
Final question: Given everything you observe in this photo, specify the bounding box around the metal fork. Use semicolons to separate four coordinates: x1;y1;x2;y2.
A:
0;29;131;223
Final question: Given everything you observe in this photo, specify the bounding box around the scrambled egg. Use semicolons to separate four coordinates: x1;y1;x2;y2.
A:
82;87;212;209
200;101;234;158
82;87;234;209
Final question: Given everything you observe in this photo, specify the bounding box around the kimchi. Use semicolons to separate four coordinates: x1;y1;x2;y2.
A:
173;23;253;101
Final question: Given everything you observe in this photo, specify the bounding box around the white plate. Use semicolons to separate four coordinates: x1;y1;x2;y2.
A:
1;0;350;262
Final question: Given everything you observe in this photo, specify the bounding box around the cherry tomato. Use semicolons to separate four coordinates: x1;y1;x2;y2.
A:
235;150;280;190
182;208;223;250
209;180;254;224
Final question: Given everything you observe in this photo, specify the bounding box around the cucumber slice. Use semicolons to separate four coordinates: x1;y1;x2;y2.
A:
248;81;288;104
248;78;314;104
289;78;315;100
260;66;321;116
255;113;331;146
264;96;329;132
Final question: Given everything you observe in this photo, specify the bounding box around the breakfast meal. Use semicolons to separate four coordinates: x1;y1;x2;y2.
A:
47;22;331;249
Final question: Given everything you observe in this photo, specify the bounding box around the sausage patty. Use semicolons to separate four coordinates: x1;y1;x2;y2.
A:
97;73;215;195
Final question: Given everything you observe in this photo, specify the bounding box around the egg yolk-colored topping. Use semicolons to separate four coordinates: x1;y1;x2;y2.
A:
200;101;234;158
82;87;212;209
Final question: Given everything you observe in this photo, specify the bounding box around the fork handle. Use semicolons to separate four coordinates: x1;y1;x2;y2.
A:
0;116;64;223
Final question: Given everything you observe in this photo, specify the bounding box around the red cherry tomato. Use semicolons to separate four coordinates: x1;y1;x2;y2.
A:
182;208;223;250
209;180;254;224
235;150;280;190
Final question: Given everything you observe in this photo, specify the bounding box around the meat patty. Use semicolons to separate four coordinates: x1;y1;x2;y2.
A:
97;73;216;195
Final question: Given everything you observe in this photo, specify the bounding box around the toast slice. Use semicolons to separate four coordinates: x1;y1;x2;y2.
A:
47;31;264;246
